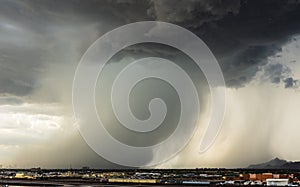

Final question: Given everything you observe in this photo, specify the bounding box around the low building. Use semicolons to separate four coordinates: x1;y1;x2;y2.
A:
182;181;210;185
262;173;273;181
250;173;262;181
15;172;25;179
266;178;289;186
108;178;158;184
241;173;250;180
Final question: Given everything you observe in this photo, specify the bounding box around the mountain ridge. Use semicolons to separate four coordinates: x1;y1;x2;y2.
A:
248;157;300;169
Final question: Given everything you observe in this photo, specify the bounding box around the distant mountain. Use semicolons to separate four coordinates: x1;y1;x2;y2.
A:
248;157;300;169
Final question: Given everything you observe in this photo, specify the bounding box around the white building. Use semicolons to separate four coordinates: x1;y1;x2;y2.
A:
266;178;288;186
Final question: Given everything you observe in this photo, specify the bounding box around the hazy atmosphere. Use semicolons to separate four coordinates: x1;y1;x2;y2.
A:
0;0;300;169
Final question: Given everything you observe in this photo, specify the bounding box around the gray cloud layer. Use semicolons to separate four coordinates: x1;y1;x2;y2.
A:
1;0;300;101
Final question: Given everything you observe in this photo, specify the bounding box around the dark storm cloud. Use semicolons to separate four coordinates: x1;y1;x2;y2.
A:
263;63;291;84
1;0;300;168
118;0;300;88
148;0;240;23
0;0;151;100
284;77;298;88
0;46;46;97
1;0;300;102
220;45;282;87
177;0;300;88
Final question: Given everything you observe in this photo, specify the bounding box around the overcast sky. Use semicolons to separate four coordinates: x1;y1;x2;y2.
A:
0;0;300;168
